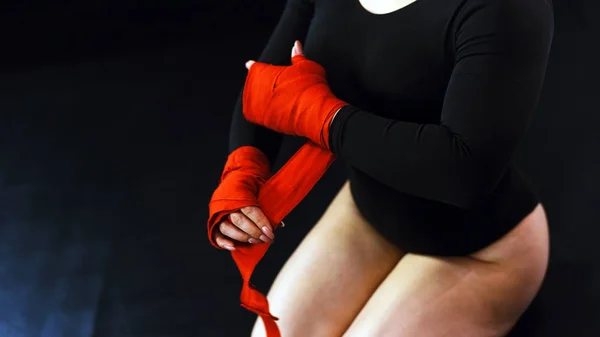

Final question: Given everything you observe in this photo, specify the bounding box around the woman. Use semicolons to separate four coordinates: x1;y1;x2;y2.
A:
209;0;554;336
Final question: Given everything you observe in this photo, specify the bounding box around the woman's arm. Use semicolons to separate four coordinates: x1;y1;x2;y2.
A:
229;0;315;165
329;0;554;208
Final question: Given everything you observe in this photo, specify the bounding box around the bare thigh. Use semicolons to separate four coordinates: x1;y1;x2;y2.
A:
344;203;550;337
250;182;405;337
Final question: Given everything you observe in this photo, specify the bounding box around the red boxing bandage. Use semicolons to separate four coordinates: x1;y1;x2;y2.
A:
242;55;348;149
207;146;271;248
207;143;336;337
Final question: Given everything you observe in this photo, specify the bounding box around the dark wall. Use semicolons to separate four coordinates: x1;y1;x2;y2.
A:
510;1;600;335
0;0;286;70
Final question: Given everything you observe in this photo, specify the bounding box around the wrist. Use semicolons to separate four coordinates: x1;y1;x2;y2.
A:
320;100;348;150
223;146;272;182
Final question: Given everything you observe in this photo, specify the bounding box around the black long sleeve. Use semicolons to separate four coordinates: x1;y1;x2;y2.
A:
229;0;314;165
329;0;554;208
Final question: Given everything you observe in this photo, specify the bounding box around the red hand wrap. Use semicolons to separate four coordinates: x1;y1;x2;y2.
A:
242;55;348;149
207;146;271;248
207;143;336;337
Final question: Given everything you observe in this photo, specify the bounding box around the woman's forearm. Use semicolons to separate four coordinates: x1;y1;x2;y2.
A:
228;0;315;165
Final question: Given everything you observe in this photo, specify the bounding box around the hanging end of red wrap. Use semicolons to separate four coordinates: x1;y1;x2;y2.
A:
209;142;335;337
240;286;281;337
240;303;281;337
239;303;279;321
239;279;276;317
238;271;281;337
206;146;272;249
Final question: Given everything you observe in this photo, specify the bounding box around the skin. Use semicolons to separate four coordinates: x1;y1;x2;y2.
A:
357;0;419;15
213;205;275;250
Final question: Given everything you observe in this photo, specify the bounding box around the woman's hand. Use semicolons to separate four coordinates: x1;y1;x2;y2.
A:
242;40;348;149
213;206;275;251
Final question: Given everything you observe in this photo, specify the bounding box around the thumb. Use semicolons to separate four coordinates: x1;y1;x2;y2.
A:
291;40;306;64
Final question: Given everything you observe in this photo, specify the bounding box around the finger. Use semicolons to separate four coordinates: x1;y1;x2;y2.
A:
240;206;275;241
219;220;253;243
295;40;304;55
229;212;265;241
291;40;304;57
214;231;236;251
291;41;307;64
245;60;256;70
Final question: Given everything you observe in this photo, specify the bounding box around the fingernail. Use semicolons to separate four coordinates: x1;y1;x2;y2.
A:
248;238;263;244
223;245;236;251
262;226;275;240
260;235;274;244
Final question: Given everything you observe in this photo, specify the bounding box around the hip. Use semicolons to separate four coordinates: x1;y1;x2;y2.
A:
346;166;541;256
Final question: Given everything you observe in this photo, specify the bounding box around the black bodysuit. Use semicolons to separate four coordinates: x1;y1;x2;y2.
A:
230;0;554;255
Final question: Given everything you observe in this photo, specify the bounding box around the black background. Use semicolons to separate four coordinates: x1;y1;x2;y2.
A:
0;0;598;336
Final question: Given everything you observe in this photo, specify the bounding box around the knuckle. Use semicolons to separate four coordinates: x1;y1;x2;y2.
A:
221;226;232;237
233;217;248;229
256;213;268;226
253;219;265;230
220;223;237;239
255;216;269;229
242;206;257;217
244;226;260;238
252;227;263;237
219;221;228;232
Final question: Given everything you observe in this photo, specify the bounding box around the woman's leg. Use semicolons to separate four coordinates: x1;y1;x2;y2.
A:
251;182;405;337
343;203;549;337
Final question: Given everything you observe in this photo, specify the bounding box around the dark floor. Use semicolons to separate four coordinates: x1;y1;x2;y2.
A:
0;1;599;336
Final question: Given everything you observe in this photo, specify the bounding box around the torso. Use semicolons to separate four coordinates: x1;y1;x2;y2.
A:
301;0;540;255
304;0;455;123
